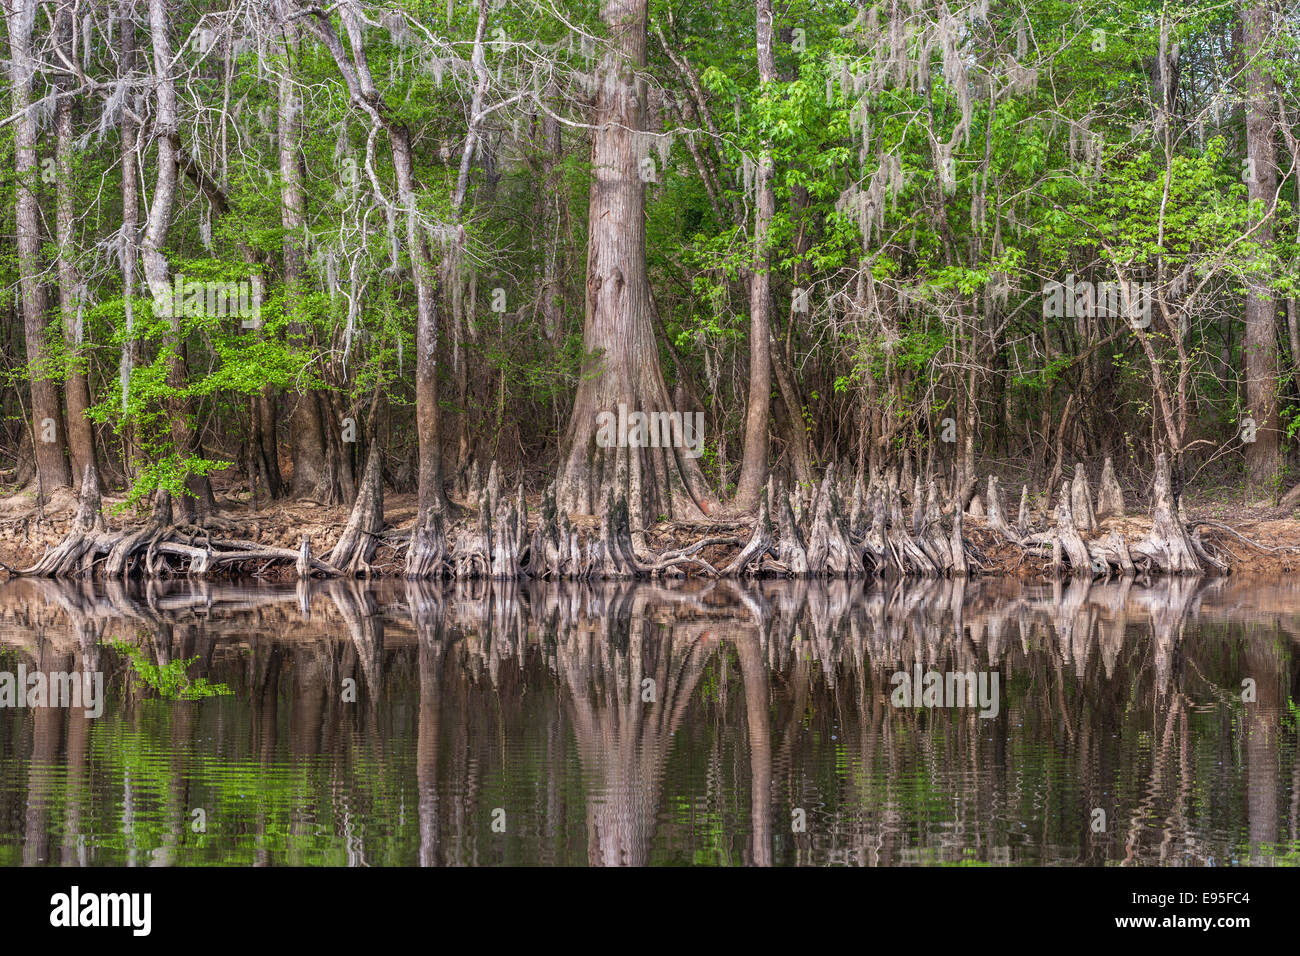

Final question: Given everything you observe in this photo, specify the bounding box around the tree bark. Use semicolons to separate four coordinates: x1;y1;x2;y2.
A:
1241;0;1281;491
771;336;813;488
556;0;716;523
1096;455;1125;518
142;0;213;521
732;0;775;511
276;25;329;500
54;3;97;490
539;81;566;343
5;0;72;496
117;0;141;482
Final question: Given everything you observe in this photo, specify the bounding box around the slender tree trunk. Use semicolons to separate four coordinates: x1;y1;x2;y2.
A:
1288;296;1300;403
5;0;71;496
445;0;490;497
142;0;212;521
733;0;775;512
54;3;97;490
401;121;450;529
771;336;813;487
277;28;330;500
539;81;565;343
1242;0;1281;491
555;0;715;521
118;0;141;482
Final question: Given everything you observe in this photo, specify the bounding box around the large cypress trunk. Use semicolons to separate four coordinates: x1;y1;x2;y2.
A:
555;0;714;523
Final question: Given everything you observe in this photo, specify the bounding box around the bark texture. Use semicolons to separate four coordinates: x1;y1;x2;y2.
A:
732;0;775;511
1241;0;1281;490
6;0;71;495
555;0;715;525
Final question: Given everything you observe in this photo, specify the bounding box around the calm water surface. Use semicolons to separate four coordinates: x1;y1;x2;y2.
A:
0;575;1297;866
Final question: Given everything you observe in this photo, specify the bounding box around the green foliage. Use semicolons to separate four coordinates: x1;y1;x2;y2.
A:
9;0;1300;503
108;639;232;701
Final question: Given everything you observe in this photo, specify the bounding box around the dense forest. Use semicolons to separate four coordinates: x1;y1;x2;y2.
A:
5;0;1300;578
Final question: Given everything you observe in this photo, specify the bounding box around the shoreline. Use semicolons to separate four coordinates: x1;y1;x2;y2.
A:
4;472;1299;582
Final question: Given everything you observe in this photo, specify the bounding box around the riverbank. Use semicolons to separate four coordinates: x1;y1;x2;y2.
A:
3;475;1299;580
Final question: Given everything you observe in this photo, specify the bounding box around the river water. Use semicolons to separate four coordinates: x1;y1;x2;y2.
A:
0;575;1296;866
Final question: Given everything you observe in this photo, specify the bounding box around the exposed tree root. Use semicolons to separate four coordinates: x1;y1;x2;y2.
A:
1055;481;1094;573
985;475;1021;544
21;464;106;577
727;476;809;575
327;442;384;575
13;455;1248;582
1096;456;1125;518
1017;484;1033;536
1071;464;1097;531
1005;454;1219;578
19;463;342;580
1189;519;1300;554
804;464;865;576
1130;454;1204;574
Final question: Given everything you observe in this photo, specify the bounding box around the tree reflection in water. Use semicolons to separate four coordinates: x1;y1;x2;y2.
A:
0;575;1296;866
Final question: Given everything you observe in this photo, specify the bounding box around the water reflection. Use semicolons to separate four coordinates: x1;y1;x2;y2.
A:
0;575;1296;866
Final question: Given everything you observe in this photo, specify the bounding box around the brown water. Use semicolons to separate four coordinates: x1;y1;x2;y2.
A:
0;575;1296;866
